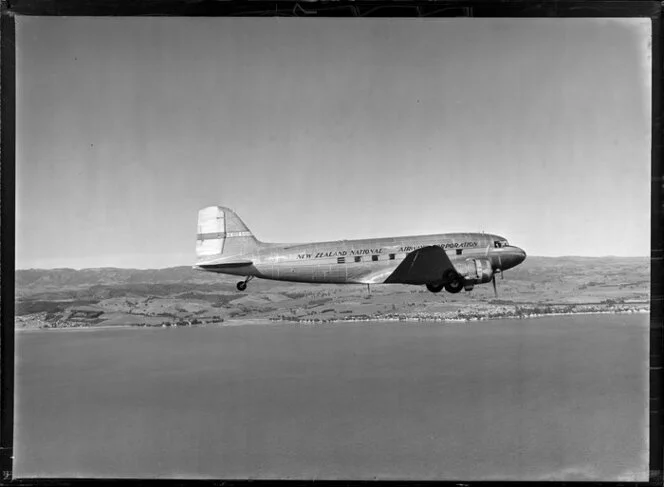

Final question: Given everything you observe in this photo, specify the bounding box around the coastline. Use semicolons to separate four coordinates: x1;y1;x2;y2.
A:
15;306;650;332
269;306;649;324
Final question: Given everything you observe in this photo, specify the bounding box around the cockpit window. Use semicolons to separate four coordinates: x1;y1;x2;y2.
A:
494;240;509;248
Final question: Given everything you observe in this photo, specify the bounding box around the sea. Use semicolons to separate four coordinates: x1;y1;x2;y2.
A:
13;313;649;481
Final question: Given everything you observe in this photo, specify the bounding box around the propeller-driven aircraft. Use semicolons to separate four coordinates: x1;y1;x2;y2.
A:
193;206;526;295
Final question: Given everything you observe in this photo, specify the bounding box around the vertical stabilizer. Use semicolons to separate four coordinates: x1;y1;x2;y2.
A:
196;206;259;262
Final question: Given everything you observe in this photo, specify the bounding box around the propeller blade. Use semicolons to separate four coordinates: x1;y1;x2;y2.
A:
492;274;498;297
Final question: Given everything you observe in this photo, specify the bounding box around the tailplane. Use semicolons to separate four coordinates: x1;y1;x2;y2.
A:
196;206;259;263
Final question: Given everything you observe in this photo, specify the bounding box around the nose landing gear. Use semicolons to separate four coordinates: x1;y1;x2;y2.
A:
236;276;254;291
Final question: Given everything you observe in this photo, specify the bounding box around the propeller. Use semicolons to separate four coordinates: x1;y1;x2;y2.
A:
492;252;503;297
489;245;505;297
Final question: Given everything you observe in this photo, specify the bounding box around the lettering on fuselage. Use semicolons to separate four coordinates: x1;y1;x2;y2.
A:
295;242;478;260
399;241;479;252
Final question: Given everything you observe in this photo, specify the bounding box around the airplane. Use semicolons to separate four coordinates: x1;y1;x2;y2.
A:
193;206;526;295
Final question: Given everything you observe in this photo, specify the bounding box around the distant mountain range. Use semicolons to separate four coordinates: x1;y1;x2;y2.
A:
16;266;213;288
15;256;649;289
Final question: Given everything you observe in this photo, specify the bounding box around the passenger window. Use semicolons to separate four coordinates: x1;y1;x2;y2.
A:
456;249;462;255
389;253;395;260
354;256;361;263
337;257;345;264
372;255;378;262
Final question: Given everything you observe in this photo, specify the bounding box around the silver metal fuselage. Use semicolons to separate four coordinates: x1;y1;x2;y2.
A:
194;232;526;285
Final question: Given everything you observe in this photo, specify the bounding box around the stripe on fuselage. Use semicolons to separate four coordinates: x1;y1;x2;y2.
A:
196;231;253;240
197;232;225;240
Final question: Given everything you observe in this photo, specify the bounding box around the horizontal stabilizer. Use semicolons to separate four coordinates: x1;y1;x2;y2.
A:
195;260;253;270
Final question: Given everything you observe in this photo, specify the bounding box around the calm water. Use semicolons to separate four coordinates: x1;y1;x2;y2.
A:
14;314;649;480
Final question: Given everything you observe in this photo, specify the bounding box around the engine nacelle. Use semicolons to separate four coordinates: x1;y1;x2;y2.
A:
456;258;494;285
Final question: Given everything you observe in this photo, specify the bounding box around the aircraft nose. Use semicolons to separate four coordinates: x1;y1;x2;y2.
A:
514;247;526;266
494;246;526;270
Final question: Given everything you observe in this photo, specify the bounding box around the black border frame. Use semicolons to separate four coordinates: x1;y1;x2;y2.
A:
1;5;16;485
1;1;661;485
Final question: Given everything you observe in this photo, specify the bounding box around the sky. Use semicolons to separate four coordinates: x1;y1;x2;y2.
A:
16;17;651;269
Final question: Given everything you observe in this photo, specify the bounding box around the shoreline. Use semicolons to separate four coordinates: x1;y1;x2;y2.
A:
269;307;649;324
15;307;650;332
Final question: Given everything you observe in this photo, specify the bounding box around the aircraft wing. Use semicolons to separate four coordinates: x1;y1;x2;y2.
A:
355;267;402;285
383;245;457;285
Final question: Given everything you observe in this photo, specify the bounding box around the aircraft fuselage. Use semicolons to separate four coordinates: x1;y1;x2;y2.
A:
193;206;526;293
195;232;525;286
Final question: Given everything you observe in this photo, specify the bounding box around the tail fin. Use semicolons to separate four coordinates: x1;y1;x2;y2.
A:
196;206;260;262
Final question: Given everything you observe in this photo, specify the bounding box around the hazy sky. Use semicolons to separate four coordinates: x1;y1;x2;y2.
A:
16;17;651;269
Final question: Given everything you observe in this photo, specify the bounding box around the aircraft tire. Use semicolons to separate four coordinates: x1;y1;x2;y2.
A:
426;283;445;293
236;281;247;291
444;280;463;294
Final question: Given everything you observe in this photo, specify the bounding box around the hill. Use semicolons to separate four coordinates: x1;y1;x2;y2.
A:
15;257;650;329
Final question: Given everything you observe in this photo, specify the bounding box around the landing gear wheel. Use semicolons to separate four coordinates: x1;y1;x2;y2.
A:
426;283;444;293
442;269;458;282
444;280;463;294
236;275;254;291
